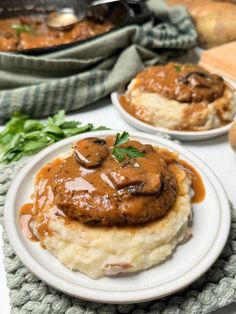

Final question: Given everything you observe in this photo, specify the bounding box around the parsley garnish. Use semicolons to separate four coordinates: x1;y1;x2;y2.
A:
11;23;36;38
112;131;145;162
0;110;109;164
175;65;182;72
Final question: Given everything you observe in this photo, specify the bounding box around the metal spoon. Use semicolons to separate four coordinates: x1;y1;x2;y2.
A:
47;0;121;30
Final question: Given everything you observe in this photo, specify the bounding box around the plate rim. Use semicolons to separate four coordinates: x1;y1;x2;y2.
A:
111;91;234;141
4;130;231;303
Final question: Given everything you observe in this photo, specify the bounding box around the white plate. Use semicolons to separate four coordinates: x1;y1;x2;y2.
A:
111;91;235;141
4;130;230;303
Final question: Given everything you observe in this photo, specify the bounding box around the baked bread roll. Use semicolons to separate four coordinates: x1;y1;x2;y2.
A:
166;0;236;48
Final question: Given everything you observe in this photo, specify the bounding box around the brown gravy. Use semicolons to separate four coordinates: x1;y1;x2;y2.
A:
19;138;205;241
19;158;67;243
119;94;144;121
19;203;38;242
179;159;206;203
131;63;225;103
154;146;205;203
0;15;114;51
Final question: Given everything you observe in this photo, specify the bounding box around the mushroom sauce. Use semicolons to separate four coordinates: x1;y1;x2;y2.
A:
0;15;114;51
19;136;205;242
129;63;225;103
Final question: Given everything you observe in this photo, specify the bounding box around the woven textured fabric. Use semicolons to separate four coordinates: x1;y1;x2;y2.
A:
0;0;197;124
0;145;236;314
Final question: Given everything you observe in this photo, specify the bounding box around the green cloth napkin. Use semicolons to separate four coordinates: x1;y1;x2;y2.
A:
0;0;197;124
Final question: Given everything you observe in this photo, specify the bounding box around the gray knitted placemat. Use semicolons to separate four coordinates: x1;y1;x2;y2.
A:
0;0;197;124
0;151;236;313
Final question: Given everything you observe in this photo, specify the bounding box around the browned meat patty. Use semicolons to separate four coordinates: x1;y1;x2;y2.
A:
132;62;225;103
51;137;177;226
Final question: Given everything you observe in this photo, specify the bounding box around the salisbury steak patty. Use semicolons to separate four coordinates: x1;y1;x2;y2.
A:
131;62;225;103
51;137;177;226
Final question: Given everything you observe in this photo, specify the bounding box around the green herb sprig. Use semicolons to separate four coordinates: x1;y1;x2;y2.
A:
11;23;36;38
174;65;182;72
0;110;109;164
112;131;144;162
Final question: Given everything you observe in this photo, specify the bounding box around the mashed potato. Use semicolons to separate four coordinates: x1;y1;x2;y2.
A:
127;84;236;131
123;63;236;131
32;163;192;279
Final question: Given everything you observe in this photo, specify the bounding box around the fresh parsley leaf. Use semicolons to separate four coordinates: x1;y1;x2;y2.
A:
114;131;129;146
93;125;110;131
44;124;64;136
60;121;81;129
112;147;144;162
175;65;182;72
112;131;145;162
11;24;36;38
23;120;43;132
0;133;12;145
4;112;28;134
112;147;127;162
22;140;50;153
23;131;43;140
119;147;145;159
47;110;65;126
0;110;108;164
62;124;93;137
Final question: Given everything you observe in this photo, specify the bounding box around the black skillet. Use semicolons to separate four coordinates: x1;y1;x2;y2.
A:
0;0;152;55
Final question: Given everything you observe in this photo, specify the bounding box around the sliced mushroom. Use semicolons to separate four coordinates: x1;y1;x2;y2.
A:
108;168;145;190
139;144;154;153
0;32;14;39
108;159;162;195
178;71;215;88
74;137;109;168
127;174;162;195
